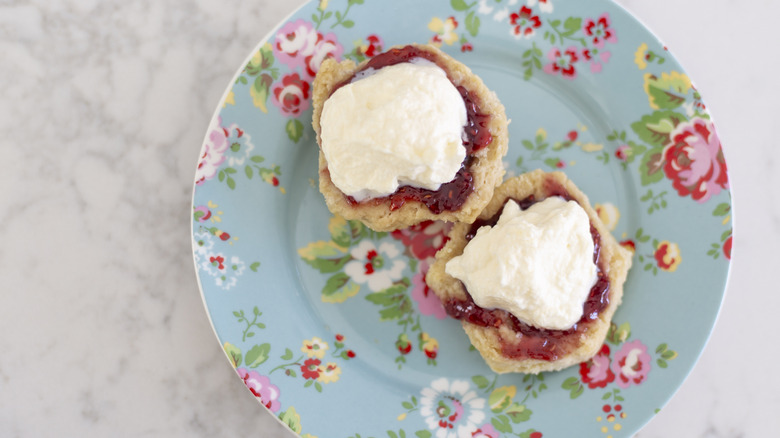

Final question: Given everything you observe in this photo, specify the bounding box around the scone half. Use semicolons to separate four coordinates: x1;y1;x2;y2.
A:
312;43;509;232
427;169;633;374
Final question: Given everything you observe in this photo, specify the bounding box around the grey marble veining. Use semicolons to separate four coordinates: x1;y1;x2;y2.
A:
0;0;777;437
0;1;296;436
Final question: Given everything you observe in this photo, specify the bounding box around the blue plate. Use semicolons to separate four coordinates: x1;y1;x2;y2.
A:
192;1;732;436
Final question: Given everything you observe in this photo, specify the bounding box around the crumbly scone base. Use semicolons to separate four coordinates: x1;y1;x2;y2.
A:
311;43;509;232
427;169;633;374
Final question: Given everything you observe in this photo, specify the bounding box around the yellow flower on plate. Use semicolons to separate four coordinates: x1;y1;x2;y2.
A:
318;0;328;11
488;385;517;412
419;332;439;359
301;337;329;359
317;362;342;383
654;241;682;272
428;16;459;46
249;50;262;69
222;90;235;108
635;43;649;70
580;142;604;153
594;202;620;231
223;342;240;368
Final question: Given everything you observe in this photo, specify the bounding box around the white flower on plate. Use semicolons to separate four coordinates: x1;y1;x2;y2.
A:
344;240;405;292
420;378;485;438
478;0;519;22
223;123;255;167
200;252;225;277
477;0;497;15
528;0;554;14
201;253;246;291
215;274;238;290
192;230;215;260
681;101;696;118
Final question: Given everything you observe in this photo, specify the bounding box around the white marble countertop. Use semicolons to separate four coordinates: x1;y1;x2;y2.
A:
1;0;777;436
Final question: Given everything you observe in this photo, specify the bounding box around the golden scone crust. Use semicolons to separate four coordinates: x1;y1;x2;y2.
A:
311;43;509;232
427;170;633;374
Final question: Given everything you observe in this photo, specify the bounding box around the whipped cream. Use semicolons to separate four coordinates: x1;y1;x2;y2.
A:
319;60;467;201
445;197;597;330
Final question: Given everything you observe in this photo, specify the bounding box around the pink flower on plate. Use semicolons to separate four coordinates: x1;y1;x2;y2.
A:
411;261;447;320
583;13;617;48
237;368;281;412
662;117;728;203
472;423;500;438
615;144;630;161
195;117;228;185
611;340;652;388
193;205;212;223
391;220;451;261
271;73;311;117
304;32;344;79
579;344;615;388
580;48;611;73
543;46;579;79
273;19;319;70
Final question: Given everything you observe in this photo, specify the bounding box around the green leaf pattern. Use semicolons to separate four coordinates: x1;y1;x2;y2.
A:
298;216;444;369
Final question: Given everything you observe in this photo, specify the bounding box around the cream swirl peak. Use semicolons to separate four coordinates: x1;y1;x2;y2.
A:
319;59;467;201
445;197;598;330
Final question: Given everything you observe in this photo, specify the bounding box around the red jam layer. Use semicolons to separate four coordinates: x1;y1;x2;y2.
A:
331;45;493;214
443;184;611;361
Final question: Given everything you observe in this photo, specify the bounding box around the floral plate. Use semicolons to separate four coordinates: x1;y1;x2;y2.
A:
191;0;732;437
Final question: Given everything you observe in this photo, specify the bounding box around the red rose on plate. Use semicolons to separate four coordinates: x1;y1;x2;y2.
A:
579;344;615;388
304;32;344;78
662;117;728;203
611;340;652;388
271;73;310;117
723;235;732;260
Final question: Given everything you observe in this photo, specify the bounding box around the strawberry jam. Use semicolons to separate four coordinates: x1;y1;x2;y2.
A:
330;45;493;214
443;182;611;361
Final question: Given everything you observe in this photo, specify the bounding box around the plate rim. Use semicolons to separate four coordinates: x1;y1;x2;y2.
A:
190;0;735;436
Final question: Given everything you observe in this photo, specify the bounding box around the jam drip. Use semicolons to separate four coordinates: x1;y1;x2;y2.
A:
459;85;493;155
443;187;611;361
333;45;493;213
